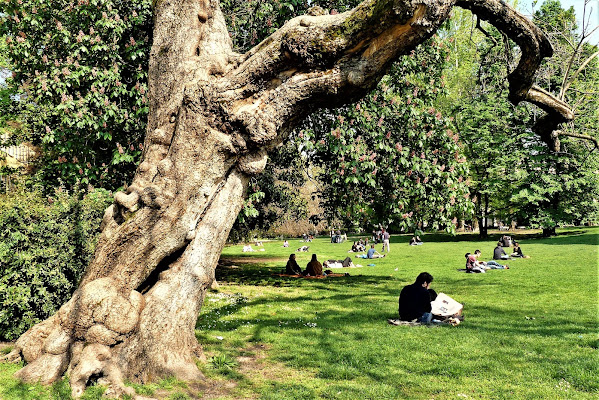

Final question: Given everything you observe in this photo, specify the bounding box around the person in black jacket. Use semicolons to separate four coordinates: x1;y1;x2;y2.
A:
285;254;302;275
398;272;436;323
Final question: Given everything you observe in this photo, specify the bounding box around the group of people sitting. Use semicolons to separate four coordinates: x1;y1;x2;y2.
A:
349;238;369;252
330;230;347;243
285;253;325;276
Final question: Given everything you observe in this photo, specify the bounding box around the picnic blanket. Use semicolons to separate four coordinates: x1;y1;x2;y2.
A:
387;316;462;326
274;273;349;279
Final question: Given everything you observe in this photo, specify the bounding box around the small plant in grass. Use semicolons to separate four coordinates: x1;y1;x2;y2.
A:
1;347;13;355
168;392;191;400
207;354;239;371
126;381;157;396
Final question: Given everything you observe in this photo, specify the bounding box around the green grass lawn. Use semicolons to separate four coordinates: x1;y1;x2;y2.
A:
1;227;597;399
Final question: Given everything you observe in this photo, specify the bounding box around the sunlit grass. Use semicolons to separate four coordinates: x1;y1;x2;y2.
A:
1;227;597;399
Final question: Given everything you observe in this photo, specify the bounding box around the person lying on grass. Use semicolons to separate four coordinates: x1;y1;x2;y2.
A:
470;250;509;272
285;253;302;275
304;253;324;276
398;272;437;324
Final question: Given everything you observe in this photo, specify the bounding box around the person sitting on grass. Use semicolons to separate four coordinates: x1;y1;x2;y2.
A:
283;240;289;248
304;253;324;276
475;250;509;270
367;244;386;259
511;242;526;258
285;254;302;275
398;272;437;324
350;241;360;252
493;242;510;260
242;244;255;252
409;236;423;246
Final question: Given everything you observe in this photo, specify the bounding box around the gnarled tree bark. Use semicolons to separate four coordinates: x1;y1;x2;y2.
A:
3;0;573;397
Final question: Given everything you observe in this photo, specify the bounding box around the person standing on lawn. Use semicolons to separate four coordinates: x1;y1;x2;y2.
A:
382;228;391;253
398;272;436;323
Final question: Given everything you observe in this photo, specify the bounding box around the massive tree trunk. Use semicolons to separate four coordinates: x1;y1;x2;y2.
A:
3;0;573;397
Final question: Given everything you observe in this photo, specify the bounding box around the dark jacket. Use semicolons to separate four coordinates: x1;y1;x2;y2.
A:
398;283;432;321
493;246;507;260
285;259;302;275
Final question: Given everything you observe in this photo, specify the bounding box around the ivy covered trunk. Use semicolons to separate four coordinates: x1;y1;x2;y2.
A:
3;0;573;397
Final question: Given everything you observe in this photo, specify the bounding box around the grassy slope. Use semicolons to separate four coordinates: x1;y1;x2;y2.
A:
1;227;597;399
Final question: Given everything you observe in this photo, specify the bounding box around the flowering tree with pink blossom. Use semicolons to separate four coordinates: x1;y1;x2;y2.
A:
303;36;472;233
1;0;152;190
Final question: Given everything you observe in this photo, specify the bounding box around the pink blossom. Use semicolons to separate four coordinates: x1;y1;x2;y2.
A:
449;166;455;172
440;165;446;171
331;9;339;15
377;117;383;127
102;12;108;19
386;131;391;139
14;15;20;23
299;132;304;138
130;144;135;151
61;93;68;102
372;168;377;175
62;67;70;76
369;152;376;161
45;126;52;133
56;21;63;30
407;98;412;105
423;176;429;183
395;143;403;152
435;112;442;120
416;177;421;184
130;37;136;46
339;169;344;176
407;170;412;177
132;10;138;18
420;152;425;159
16;36;24;43
73;156;79;163
41;81;47;91
89;27;95;35
352;166;357;174
319;139;325;145
79;169;83;175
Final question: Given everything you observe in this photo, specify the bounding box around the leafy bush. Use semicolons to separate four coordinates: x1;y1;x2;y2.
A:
0;186;112;340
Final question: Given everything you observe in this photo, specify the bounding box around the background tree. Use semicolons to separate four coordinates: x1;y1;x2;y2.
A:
0;0;153;190
511;0;599;235
2;0;574;397
304;35;472;233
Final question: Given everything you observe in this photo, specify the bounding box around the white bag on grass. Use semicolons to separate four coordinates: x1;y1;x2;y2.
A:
431;293;463;317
